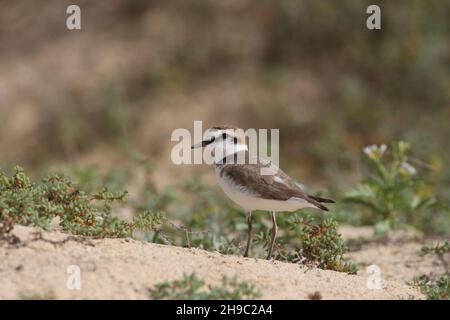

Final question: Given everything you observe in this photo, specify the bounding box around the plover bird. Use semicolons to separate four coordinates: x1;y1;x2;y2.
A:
191;125;334;260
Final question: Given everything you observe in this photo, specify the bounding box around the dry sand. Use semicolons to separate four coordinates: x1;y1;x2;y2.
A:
340;226;449;284
0;225;427;300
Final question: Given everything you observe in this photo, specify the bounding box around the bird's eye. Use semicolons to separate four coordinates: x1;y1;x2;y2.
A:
233;137;238;144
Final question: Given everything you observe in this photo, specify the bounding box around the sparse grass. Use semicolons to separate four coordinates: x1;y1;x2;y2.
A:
150;273;261;300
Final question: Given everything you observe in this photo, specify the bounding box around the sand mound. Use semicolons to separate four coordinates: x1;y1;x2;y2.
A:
0;225;423;300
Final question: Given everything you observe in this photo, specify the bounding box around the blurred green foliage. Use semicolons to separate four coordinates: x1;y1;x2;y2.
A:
340;141;450;234
420;241;450;258
1;1;449;199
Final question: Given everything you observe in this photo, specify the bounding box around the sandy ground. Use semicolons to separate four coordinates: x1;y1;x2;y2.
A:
0;225;431;300
339;226;449;284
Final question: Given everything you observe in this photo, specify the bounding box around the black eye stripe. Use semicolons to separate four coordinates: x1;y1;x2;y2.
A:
218;132;237;143
202;136;215;146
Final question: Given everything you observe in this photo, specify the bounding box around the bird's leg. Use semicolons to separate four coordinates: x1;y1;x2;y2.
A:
244;211;252;257
267;211;278;260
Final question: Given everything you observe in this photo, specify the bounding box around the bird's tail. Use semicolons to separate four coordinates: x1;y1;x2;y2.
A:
308;195;336;204
307;195;336;212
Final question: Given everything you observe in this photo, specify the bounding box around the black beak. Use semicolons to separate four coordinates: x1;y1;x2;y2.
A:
191;138;214;149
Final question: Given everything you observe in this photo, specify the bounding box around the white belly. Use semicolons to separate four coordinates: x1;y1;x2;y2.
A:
216;173;315;212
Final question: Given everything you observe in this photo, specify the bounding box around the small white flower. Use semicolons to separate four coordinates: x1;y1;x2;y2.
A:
363;145;376;156
401;161;417;175
363;144;386;158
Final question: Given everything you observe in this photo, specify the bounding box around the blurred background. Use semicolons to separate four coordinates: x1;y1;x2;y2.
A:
0;0;449;199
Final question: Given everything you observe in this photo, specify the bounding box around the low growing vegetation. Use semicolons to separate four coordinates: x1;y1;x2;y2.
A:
342;141;450;235
0;166;161;238
420;241;450;259
150;273;261;300
0;165;355;274
412;275;449;300
3;140;447;278
411;242;450;300
295;217;357;274
270;215;357;273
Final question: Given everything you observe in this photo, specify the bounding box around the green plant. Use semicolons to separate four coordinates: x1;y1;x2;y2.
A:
412;275;449;300
150;273;261;300
250;214;357;274
420;241;450;258
289;216;357;274
343;141;447;234
0;215;19;244
410;241;449;300
0;166;162;238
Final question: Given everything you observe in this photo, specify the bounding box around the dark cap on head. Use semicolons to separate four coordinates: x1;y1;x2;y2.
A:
210;125;239;130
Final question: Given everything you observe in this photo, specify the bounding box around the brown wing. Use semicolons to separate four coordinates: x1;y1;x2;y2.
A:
220;156;330;211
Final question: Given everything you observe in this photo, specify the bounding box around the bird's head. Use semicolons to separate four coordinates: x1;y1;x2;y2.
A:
191;125;247;159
